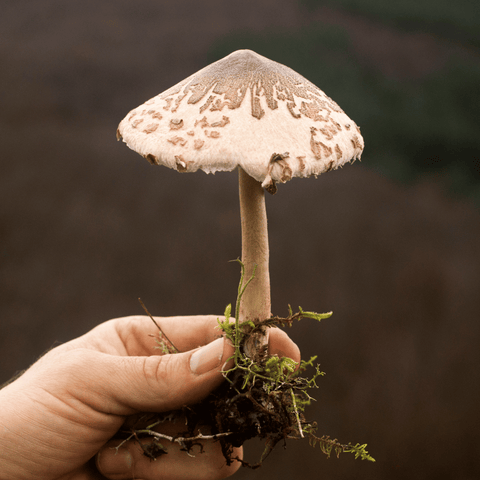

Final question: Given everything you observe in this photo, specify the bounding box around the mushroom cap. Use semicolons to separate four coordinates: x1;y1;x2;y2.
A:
117;49;364;192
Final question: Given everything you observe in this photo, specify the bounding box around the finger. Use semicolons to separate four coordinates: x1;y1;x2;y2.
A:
85;315;227;357
267;328;301;364
69;335;235;415
111;315;301;361
96;437;242;480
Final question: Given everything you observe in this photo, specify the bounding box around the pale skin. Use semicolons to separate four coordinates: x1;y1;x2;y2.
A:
0;314;300;480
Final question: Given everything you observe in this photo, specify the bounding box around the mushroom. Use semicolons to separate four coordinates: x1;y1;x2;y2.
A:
117;49;364;357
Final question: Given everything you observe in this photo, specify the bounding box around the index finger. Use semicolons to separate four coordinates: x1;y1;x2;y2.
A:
122;315;301;365
85;314;300;365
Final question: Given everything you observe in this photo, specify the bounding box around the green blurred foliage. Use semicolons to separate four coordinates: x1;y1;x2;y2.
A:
302;0;480;47
208;14;480;205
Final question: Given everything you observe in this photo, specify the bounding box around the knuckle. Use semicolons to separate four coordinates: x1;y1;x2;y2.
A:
140;354;174;388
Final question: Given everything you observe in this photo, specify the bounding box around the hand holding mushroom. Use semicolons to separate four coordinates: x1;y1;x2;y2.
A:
0;314;301;480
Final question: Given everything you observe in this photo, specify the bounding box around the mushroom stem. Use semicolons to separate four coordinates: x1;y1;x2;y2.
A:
238;166;271;357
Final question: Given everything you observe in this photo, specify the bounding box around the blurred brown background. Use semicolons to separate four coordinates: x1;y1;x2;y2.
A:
1;1;479;479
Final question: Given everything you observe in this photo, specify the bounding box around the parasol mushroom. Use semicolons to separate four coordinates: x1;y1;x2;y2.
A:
117;49;364;357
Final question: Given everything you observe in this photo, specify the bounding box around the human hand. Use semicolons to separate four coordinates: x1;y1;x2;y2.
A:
0;314;300;480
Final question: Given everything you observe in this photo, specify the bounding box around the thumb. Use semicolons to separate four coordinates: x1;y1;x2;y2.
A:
85;337;234;415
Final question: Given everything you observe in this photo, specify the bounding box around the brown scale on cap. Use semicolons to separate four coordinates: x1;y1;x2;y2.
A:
174;155;191;172
145;154;157;165
194;117;210;129
194;139;204;150
169;118;184;130
335;144;343;160
211;116;230;128
148;110;162;120
167;136;187;147
143;123;159;134
351;134;363;150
